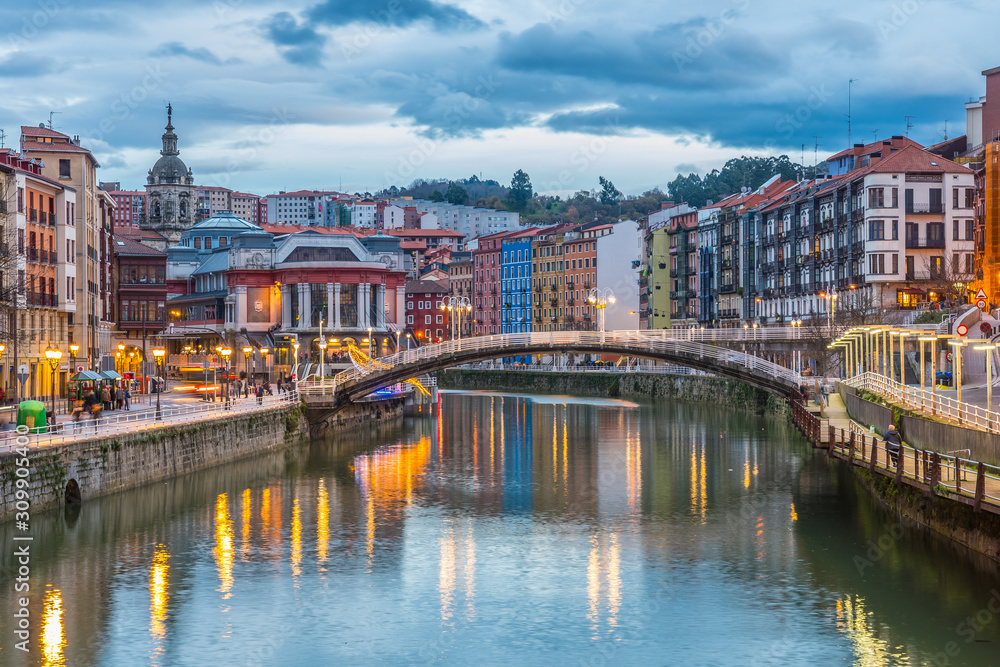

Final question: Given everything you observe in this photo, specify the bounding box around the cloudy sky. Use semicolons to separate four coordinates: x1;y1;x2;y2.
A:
0;0;993;197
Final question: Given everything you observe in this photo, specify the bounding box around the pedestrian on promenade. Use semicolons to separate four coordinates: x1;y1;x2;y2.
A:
124;387;131;411
884;424;902;468
102;385;112;412
277;376;283;394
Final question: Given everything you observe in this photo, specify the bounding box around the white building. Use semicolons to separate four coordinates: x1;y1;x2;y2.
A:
596;219;641;330
391;199;519;240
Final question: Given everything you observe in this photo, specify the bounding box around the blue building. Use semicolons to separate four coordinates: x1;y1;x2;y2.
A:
501;230;535;334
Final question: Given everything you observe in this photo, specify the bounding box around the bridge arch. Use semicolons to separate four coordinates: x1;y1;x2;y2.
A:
321;332;803;406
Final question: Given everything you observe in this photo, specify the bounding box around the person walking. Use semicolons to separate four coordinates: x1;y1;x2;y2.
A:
123;386;131;411
884;424;902;468
102;384;112;412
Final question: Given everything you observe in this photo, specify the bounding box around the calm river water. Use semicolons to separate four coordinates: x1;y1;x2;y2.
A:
2;391;1000;666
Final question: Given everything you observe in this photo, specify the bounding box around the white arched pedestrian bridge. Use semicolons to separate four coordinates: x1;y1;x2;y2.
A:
300;331;806;407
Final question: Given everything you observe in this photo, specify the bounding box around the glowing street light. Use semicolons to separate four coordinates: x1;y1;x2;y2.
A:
152;346;165;420
44;345;62;428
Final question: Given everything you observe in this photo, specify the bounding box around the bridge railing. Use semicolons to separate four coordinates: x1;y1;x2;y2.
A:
0;390;301;453
843;372;1000;434
459;362;712;376
324;331;803;396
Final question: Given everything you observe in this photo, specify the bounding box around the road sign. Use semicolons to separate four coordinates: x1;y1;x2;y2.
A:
17;373;28;386
957;324;969;336
976;287;988;300
18;363;28;375
946;351;953;363
978;299;988;310
981;322;993;334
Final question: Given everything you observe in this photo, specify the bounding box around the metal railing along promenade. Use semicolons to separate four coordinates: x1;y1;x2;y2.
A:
0;390;300;453
458;362;713;376
303;331;805;397
791;402;1000;513
843;372;1000;434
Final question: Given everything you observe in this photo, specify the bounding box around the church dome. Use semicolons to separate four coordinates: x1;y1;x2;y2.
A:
150;154;190;185
146;104;193;186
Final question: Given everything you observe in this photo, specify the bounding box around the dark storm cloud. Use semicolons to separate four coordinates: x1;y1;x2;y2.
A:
496;21;788;90
265;11;326;66
306;0;485;31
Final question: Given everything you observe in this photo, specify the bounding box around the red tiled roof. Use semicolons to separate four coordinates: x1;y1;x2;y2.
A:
399;240;427;250
404;279;449;294
114;237;166;257
826;136;923;162
114;226;167;241
20;125;69;139
387;229;464;238
864;144;972;174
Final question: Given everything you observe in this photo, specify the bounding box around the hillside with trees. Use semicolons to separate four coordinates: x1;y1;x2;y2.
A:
376;154;811;227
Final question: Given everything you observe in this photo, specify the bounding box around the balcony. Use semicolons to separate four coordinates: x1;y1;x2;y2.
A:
720;283;736;293
39;211;48;225
721;259;733;270
669;269;678;278
906;202;943;214
26;291;56;307
26;247;38;262
28;208;38;223
905;237;945;249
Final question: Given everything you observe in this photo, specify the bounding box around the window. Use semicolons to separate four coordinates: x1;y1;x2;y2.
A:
436;315;443;324
407;301;413;310
966;220;975;240
204;237;212;250
194;237;201;249
966;188;975;209
891;253;898;275
953;220;960;240
930;256;943;279
868;220;884;241
868;188;885;208
869;253;885;274
425;315;431;324
966;253;974;274
59;159;70;179
406;315;413;325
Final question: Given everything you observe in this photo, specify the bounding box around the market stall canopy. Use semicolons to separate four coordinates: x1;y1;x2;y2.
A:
100;371;123;380
71;371;103;381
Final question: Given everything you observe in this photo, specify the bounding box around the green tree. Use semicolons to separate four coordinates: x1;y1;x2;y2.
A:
445;183;469;205
506;169;533;210
428;189;444;202
599;176;622;206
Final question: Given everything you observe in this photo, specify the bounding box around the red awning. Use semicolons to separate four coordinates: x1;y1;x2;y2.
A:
901;288;925;295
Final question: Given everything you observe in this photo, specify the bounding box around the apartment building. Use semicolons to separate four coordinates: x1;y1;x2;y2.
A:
20;125;116;372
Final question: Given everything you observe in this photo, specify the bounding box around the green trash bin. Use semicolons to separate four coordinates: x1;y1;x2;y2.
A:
17;400;48;433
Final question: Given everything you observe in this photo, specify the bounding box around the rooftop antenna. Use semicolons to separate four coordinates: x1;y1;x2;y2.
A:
0;129;5;149
943;120;949;141
847;78;858;148
800;143;806;181
813;136;820;179
47;111;61;130
905;115;915;138
873;129;878;142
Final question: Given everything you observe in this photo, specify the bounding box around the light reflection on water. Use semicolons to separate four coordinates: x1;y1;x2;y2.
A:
2;392;1000;665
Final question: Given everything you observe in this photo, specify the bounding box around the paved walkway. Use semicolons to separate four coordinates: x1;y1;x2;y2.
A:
802;391;1000;511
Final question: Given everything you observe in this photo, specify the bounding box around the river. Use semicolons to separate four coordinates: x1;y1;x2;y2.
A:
2;390;999;666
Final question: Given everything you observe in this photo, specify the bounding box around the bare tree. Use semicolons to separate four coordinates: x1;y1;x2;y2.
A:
0;165;26;401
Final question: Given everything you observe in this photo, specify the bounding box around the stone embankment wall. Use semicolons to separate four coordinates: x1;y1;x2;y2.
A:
305;397;405;439
855;469;1000;563
0;404;307;522
439;370;789;415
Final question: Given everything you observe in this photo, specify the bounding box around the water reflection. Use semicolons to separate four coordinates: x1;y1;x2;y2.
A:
149;545;169;663
5;393;1000;665
41;587;65;667
214;493;234;597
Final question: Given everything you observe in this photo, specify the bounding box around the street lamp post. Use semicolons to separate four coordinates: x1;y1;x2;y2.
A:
587;288;616;334
152;346;165;420
441;296;472;342
242;346;252;384
292;341;300;382
221;347;232;409
318;336;327;389
0;343;5;402
44;345;62;428
949;339;964;408
260;348;269;384
368;326;373;358
69;343;79;375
